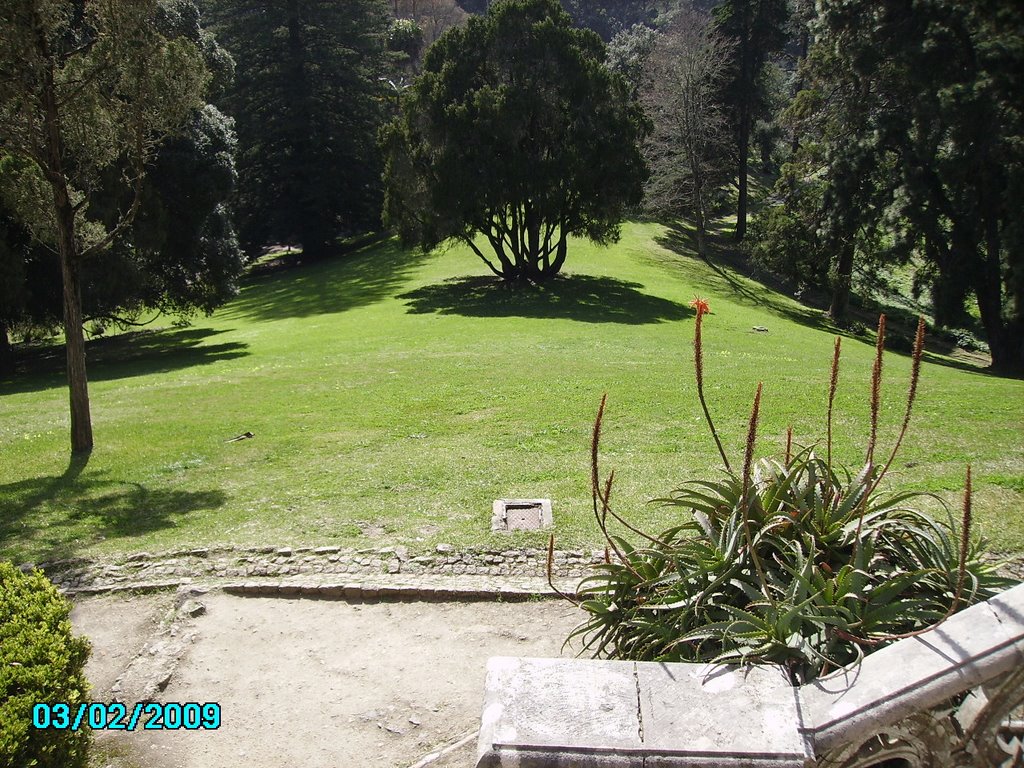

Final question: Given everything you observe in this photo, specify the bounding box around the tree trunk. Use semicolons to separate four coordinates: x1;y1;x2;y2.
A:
691;150;708;259
790;26;809;159
525;202;541;274
40;32;93;453
735;114;749;241
976;211;1021;373
0;320;12;376
549;229;568;276
59;240;93;453
694;208;707;260
828;243;854;323
286;0;327;259
734;7;752;242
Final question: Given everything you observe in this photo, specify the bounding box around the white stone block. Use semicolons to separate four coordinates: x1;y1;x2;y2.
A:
801;586;1024;753
639;663;812;767
476;656;643;767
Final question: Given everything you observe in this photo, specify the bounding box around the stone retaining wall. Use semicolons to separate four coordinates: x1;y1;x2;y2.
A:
24;545;1024;596
29;544;606;593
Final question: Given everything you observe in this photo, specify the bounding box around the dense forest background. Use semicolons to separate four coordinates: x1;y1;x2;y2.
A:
2;0;1021;390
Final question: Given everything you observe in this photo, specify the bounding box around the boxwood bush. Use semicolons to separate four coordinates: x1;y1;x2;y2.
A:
0;562;91;768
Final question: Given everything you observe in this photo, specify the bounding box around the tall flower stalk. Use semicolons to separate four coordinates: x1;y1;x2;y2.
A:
826;336;841;474
741;382;771;597
866;314;886;465
870;317;927;495
690;297;731;471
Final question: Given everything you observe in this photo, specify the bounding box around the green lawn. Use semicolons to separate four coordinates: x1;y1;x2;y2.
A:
2;222;1022;564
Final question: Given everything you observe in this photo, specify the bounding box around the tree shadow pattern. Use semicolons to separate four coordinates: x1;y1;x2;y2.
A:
656;221;999;377
399;273;692;325
0;327;249;396
225;237;434;322
0;453;227;564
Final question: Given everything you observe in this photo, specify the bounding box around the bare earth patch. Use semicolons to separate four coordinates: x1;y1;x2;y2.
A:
71;592;582;768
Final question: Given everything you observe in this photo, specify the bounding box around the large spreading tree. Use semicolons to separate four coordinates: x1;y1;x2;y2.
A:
0;0;211;452
204;0;391;257
0;103;244;360
382;0;648;284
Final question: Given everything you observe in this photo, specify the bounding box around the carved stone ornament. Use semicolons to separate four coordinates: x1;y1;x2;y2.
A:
817;666;1024;768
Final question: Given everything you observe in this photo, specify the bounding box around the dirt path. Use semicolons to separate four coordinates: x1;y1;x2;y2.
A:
71;591;583;768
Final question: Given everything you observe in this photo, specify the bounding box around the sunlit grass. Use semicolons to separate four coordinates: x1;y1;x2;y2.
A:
2;222;1022;563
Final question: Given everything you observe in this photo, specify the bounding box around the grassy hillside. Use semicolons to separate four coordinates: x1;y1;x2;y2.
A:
2;222;1022;563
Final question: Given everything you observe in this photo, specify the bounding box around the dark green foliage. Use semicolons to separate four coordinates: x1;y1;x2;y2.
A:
712;0;790;241
0;10;244;339
206;0;391;256
382;0;649;283
748;187;828;292
82;104;245;326
770;0;1024;370
560;0;662;41
0;563;91;768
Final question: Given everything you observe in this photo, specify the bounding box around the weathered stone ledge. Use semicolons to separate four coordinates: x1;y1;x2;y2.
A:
18;545;1023;602
26;543;603;595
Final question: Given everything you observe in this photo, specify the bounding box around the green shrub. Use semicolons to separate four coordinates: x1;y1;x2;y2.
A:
0;563;91;768
557;307;1013;683
748;199;829;293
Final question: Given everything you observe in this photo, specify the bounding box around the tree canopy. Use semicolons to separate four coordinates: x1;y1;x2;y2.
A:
640;8;732;258
754;0;1024;371
0;0;215;451
205;0;391;258
381;0;649;284
712;0;789;241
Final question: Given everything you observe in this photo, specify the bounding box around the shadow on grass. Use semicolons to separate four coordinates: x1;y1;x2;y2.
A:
399;273;692;324
656;222;823;327
0;454;227;563
655;221;998;377
0;327;250;396
225;236;433;322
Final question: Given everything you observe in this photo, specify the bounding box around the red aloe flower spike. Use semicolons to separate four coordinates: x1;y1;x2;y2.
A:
741;382;771;598
742;382;763;500
591;393;607;507
871;316;927;494
689;296;710;317
957;465;972;608
691;303;731;472
866;314;886;464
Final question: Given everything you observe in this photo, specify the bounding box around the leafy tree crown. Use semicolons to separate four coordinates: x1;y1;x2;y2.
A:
382;0;648;283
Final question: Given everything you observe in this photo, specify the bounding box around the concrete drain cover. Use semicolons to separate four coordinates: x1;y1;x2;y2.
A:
492;499;553;531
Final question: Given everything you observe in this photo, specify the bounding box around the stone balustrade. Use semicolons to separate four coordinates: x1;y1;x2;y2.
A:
475;581;1024;767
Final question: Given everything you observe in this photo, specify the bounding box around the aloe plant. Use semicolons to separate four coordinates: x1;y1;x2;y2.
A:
556;308;1012;684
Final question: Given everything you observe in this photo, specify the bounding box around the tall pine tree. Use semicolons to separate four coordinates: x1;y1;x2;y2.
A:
205;0;390;257
713;0;789;241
